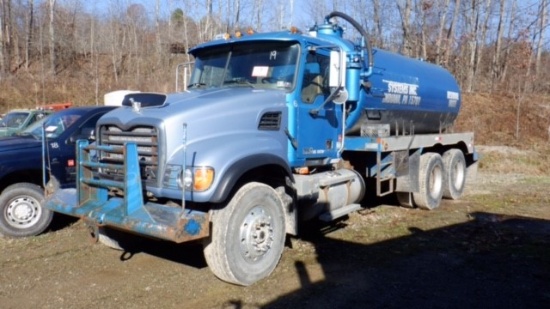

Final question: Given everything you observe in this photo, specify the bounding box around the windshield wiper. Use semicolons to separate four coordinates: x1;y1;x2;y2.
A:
222;78;255;88
13;132;36;139
188;82;206;89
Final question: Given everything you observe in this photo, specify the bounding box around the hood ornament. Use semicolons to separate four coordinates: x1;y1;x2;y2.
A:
130;98;141;112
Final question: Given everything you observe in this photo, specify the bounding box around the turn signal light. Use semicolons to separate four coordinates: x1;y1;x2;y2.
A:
193;167;214;191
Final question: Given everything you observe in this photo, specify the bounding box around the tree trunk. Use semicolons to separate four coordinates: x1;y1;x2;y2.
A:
444;0;461;66
25;0;34;70
254;0;263;31
48;0;56;75
491;0;505;90
371;0;383;47
435;0;451;65
472;0;493;91
535;0;547;76
500;0;517;83
396;0;412;56
0;0;5;75
417;0;428;60
156;0;162;66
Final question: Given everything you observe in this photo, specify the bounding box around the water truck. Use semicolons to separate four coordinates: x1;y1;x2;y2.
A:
45;12;477;285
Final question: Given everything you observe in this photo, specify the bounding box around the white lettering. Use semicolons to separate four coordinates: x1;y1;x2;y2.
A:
448;99;458;108
447;91;459;100
381;80;423;106
382;93;402;104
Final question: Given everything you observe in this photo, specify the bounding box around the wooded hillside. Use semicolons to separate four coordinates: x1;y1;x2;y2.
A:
0;0;549;144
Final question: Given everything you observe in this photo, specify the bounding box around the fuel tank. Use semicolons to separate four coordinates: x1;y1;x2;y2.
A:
345;48;461;136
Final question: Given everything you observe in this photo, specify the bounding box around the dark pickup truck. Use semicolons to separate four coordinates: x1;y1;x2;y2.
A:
0;106;116;237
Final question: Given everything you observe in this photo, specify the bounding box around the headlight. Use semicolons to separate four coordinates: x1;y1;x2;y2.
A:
164;165;215;192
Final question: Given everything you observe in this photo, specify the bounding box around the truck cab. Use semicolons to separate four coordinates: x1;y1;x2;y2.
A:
0;109;51;137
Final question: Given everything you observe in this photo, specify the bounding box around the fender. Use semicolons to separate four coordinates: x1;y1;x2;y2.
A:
209;153;293;203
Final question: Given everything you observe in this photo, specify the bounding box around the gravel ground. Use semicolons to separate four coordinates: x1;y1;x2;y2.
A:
1;166;549;309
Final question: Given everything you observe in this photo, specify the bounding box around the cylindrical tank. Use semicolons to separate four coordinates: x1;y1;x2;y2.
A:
345;48;461;136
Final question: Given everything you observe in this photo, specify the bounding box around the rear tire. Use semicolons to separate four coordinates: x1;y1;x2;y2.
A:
413;153;444;210
0;183;53;237
442;149;466;200
203;182;286;286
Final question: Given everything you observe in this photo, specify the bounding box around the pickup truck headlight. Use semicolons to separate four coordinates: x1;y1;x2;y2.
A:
164;165;214;192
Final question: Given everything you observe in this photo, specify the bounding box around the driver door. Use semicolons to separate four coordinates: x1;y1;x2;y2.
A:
295;52;342;164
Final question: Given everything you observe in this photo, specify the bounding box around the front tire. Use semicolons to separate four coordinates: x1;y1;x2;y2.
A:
413;153;444;210
203;182;286;286
0;183;53;237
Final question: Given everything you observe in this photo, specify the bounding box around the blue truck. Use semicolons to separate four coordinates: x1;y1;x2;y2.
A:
0;106;116;237
45;12;477;285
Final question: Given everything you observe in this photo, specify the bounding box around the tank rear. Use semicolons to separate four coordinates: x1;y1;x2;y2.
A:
346;48;461;136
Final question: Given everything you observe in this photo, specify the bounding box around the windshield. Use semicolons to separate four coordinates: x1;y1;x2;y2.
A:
1;112;30;128
22;111;82;139
190;41;299;90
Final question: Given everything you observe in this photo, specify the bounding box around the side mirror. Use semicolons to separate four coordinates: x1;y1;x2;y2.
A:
329;50;346;89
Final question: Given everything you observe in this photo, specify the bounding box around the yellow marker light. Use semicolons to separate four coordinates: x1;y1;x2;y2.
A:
235;30;243;38
223;33;231;40
193;167;214;191
247;28;255;35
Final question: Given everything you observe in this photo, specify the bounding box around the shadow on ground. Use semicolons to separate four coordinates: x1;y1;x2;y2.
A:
259;212;550;308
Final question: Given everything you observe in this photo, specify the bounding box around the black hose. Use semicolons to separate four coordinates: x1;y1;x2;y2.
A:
325;11;374;70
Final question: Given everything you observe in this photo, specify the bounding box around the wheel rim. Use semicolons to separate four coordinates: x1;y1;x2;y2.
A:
429;164;443;199
239;205;274;263
452;159;465;189
5;195;42;229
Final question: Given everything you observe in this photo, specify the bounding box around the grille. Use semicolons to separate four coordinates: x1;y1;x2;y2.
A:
99;125;159;185
258;112;281;130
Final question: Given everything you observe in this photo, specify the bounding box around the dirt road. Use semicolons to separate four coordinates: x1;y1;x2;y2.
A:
1;164;549;308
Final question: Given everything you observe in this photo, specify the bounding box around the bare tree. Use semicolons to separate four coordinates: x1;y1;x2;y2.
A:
25;0;34;70
396;0;412;56
48;0;56;75
444;0;461;66
0;0;5;76
253;0;263;30
534;0;547;76
415;0;429;60
435;0;451;65
371;0;383;47
490;0;505;90
499;0;517;84
473;0;493;90
463;0;493;93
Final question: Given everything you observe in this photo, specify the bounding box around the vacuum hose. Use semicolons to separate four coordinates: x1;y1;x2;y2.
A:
325;11;374;74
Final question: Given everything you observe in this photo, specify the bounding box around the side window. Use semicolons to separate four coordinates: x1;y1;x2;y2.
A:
68;112;104;143
28;114;37;125
301;53;330;104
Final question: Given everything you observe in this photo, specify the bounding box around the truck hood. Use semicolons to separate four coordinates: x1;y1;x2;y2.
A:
98;87;287;129
0;136;41;152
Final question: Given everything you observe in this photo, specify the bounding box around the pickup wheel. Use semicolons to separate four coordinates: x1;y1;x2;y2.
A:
442;149;466;200
413;153;444;210
203;182;286;286
0;183;53;237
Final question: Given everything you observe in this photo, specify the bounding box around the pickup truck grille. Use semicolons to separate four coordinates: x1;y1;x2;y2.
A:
99;125;159;185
